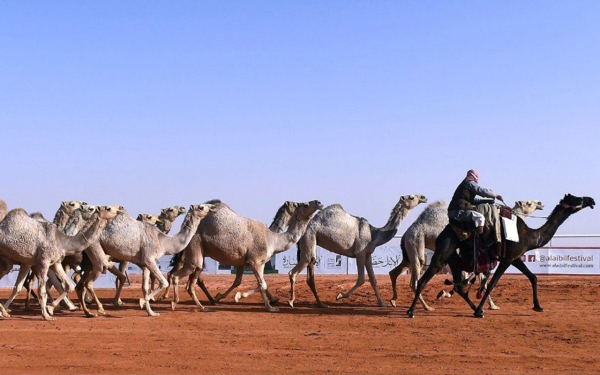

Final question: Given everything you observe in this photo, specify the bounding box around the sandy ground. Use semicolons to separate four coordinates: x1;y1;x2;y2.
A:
0;273;599;374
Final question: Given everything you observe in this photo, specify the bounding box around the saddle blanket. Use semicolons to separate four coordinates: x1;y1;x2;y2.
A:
501;214;519;242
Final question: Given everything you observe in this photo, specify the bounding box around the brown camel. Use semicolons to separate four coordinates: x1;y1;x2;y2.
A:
406;194;595;318
288;194;427;308
0;206;120;320
164;200;299;305
171;199;323;312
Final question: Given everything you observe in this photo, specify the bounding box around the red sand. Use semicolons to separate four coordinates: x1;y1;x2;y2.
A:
1;274;599;374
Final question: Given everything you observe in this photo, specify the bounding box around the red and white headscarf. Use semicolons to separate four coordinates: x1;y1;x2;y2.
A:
466;169;479;183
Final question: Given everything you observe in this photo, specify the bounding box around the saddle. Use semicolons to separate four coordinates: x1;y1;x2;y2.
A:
450;204;514;274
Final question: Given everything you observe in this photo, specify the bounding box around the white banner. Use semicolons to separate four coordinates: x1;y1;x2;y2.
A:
275;246;348;274
505;248;600;275
347;246;403;274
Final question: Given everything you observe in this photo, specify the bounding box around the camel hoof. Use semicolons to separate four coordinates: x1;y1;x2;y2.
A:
425;306;436;312
390;299;397;308
85;312;98;318
335;293;344;300
317;303;329;308
474;309;485;318
267;306;279;313
269;297;280;305
148;312;160;317
113;299;124;307
199;306;210;312
435;291;446;300
46;305;55;316
170;301;177;311
97;309;106;315
489;305;500;311
288;301;294;308
43;316;56;321
138;298;145;309
407;309;415;318
234;292;242;303
533;307;544;312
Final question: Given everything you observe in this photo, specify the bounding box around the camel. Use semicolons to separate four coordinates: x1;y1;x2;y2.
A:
21;203;98;311
389;200;544;311
52;201;88;230
406;194;595;318
164;200;299;305
0;205;120;320
288;194;428;308
77;204;217;317
171;199;323;312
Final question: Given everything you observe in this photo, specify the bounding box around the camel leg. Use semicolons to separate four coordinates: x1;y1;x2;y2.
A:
364;254;386;307
76;267;105;318
306;259;328;308
510;258;543;312
109;262;128;307
3;265;32;313
139;262;169;317
473;260;511;318
407;226;458;318
336;253;366;302
47;263;75;315
388;257;409;308
288;247;311;307
47;268;78;312
196;276;218;304
24;271;37;310
215;266;244;302
183;269;208;312
170;260;200;311
159;261;182;301
248;264;276;312
116;260;128;290
32;265;53;321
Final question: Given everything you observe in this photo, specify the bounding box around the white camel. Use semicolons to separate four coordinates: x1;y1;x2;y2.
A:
77;204;217;317
288;194;427;308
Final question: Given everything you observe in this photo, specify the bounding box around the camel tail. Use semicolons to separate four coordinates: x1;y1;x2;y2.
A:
296;244;300;264
169;251;184;267
400;235;408;262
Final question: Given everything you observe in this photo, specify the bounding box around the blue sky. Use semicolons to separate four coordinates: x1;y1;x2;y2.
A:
1;1;598;236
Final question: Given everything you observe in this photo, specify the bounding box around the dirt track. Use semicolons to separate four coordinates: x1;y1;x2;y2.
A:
1;274;599;374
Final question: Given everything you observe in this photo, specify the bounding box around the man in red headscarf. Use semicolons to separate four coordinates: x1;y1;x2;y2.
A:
448;169;504;235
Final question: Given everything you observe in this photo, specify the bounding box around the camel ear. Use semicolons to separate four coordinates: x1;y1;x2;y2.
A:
161;208;168;214
136;214;143;220
515;201;523;208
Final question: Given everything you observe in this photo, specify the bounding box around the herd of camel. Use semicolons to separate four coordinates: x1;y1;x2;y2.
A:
0;191;595;320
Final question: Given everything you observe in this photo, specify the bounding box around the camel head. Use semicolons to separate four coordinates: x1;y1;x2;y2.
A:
561;194;595;212
514;200;544;217
398;194;428;211
160;205;187;222
97;205;121;221
293;200;323;222
80;204;98;221
137;213;163;226
184;204;218;222
60;200;88;215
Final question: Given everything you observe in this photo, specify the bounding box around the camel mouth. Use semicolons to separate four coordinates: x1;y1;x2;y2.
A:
537;203;544;210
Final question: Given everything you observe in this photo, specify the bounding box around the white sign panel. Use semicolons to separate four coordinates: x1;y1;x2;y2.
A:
275;247;348;274
347;246;403;274
505;248;599;275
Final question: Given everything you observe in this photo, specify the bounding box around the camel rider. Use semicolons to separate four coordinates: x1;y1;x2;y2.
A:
448;169;504;235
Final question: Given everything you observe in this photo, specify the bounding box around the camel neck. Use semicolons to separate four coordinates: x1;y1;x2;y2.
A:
525;205;572;250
